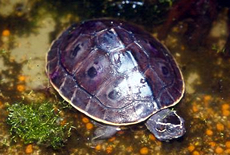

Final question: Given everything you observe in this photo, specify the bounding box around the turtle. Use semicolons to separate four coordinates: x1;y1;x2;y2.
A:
46;19;186;141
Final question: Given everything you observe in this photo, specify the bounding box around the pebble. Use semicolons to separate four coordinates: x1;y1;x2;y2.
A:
25;144;33;154
140;147;149;155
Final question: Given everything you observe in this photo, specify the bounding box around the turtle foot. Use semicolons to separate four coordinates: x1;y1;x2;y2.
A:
92;123;120;142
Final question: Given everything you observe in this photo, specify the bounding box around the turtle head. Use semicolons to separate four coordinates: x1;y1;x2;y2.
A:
145;109;185;141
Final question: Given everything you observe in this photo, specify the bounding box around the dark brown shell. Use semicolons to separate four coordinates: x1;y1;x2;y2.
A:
46;19;185;125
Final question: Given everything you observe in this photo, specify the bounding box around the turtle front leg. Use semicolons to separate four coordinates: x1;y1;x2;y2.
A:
92;123;120;141
145;109;185;141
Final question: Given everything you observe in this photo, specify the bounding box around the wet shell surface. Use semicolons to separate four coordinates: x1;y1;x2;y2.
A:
46;19;185;126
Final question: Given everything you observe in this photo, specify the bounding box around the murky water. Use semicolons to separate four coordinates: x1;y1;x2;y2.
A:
1;0;230;155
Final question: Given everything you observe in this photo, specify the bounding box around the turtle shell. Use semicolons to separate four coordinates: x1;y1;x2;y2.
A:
46;19;185;126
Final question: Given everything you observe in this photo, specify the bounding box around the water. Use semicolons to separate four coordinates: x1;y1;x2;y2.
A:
0;0;230;154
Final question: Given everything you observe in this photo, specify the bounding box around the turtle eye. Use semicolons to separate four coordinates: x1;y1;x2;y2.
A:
155;124;167;132
87;66;97;78
108;90;120;100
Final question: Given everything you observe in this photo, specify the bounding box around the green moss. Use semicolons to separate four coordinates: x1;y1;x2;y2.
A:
7;102;73;149
0;49;6;55
212;44;226;54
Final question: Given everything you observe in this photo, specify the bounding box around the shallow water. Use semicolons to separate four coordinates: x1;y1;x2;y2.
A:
1;0;230;154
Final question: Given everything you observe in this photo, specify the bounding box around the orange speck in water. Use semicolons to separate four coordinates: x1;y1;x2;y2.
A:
18;75;26;82
192;104;198;112
82;117;89;123
117;130;124;135
86;122;93;130
216;123;224;131
95;144;101;151
172;26;179;33
181;45;185;51
106;145;113;154
192;151;200;155
225;149;230;154
204;95;211;103
215;146;224;154
0;101;3;108
126;146;133;152
17;84;25;92
227;122;230;129
60;119;66;126
188;145;195;152
222;110;230;116
149;134;156;141
140;147;149;155
53;106;59;113
2;29;10;36
222;103;229;110
206;129;213;136
108;136;116;142
25;144;33;154
207;108;214;115
209;141;216;147
226;141;230;148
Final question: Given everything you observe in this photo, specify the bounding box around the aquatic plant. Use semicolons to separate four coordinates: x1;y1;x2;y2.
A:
7;102;73;149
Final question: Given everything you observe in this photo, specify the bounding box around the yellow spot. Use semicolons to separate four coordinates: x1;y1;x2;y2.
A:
216;123;224;131
25;144;33;154
18;75;26;82
2;29;10;36
222;103;229;110
215;146;224;154
86;122;93;130
17;84;25;92
95;144;101;151
82;117;89;123
108;136;116;142
192;151;200;155
226;141;230;148
188;145;195;152
206;129;213;136
140;147;149;155
149;134;156;141
106;145;113;154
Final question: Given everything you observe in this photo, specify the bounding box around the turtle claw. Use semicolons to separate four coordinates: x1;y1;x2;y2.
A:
145;109;185;141
92;123;120;142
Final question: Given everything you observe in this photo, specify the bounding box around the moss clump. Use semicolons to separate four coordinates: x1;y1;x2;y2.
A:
7;102;72;149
